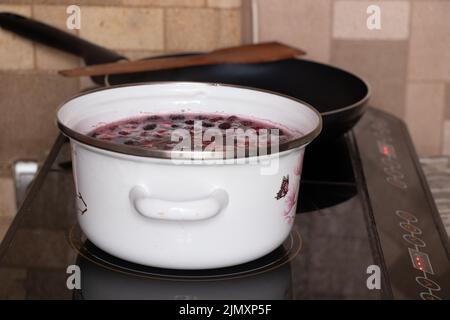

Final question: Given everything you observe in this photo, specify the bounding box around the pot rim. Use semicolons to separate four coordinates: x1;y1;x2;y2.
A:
56;81;322;160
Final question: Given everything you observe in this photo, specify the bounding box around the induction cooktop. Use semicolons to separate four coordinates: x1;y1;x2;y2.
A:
0;107;449;300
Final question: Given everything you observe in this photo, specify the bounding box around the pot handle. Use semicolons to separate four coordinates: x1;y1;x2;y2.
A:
129;186;228;221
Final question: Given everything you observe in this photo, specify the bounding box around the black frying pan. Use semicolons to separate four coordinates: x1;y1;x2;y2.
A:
0;12;370;143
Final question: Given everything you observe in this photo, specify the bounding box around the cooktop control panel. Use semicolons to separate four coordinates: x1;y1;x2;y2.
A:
353;108;450;300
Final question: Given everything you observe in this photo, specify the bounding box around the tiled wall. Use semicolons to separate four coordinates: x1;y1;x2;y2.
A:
1;0;448;170
255;0;450;157
0;0;242;174
0;0;449;217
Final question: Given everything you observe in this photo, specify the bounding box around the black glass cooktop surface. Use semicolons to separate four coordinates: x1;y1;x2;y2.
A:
0;107;449;300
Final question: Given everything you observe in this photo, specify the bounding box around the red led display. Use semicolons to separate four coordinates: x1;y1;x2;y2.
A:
408;248;434;275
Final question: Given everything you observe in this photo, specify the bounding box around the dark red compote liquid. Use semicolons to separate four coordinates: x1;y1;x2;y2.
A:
87;113;297;152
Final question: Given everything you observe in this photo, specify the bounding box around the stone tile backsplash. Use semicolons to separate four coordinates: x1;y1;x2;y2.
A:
80;7;165;50
0;4;33;70
255;0;450;156
0;0;450;176
257;0;332;63
333;1;410;40
33;5;81;70
408;1;450;82
0;0;243;172
405;82;446;155
331;40;409;119
0;72;80;166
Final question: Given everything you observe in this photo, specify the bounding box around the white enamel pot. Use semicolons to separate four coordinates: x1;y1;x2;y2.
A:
57;82;321;269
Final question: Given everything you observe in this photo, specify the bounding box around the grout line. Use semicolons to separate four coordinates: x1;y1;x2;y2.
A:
239;0;252;44
443;120;450;156
445;84;450;121
439;83;447;155
407;80;449;85
30;3;37;70
405;0;413;83
329;0;335;63
0;2;218;10
71;4;207;9
251;0;258;43
162;7;168;53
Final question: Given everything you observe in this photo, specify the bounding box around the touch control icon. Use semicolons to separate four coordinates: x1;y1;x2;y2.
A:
396;210;442;300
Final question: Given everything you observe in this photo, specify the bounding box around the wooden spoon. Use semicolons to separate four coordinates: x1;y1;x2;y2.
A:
59;42;306;77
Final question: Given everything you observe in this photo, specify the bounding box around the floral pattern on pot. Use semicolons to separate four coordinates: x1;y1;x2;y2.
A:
283;154;303;223
284;182;298;224
275;175;289;200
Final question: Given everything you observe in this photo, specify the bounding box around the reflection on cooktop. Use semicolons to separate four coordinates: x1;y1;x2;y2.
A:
70;225;301;280
298;136;357;213
69;225;301;299
1;108;448;300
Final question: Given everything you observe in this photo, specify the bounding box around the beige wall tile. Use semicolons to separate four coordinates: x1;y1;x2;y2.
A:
409;1;450;81
0;0;33;3
0;178;16;218
33;5;81;70
405;82;446;156
0;4;31;15
207;0;241;8
333;1;410;40
0;217;13;242
217;9;241;48
166;8;241;51
80;6;164;50
122;0;205;6
116;49;162;60
370;80;406;119
446;84;450;120
35;47;80;71
32;0;122;4
257;0;331;63
79;76;97;91
0;72;79;166
166;8;219;51
0;5;34;70
0;165;11;177
2;1;123;4
331;40;408;118
240;0;253;43
443;121;450;156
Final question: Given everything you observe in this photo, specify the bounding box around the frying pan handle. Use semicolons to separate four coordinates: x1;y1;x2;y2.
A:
0;12;125;65
129;185;229;221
